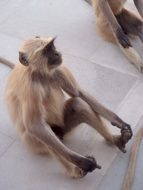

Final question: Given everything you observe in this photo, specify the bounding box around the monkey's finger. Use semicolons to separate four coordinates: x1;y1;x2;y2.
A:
117;142;127;153
96;164;102;169
116;28;132;48
86;155;101;170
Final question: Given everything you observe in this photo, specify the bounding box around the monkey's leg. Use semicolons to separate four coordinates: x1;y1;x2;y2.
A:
63;97;130;153
116;8;143;42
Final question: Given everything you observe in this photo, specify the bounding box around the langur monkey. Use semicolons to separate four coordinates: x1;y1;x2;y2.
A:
86;0;143;71
2;36;132;178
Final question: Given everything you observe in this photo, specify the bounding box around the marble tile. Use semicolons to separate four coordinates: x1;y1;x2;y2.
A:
0;133;14;157
63;54;136;110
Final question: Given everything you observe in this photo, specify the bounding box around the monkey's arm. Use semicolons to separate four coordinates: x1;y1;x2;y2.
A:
98;0;131;48
133;0;143;18
79;89;128;129
57;66;131;130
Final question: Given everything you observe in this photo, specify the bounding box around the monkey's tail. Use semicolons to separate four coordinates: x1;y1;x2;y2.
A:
122;127;143;190
0;56;15;69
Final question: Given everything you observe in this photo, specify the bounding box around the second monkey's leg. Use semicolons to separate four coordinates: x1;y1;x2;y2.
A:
115;8;143;71
116;8;143;43
95;0;143;71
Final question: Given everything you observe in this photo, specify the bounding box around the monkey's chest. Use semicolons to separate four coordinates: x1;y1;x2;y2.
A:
43;87;65;126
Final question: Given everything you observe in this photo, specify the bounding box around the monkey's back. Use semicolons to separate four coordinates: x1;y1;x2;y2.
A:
5;64;65;132
5;64;31;134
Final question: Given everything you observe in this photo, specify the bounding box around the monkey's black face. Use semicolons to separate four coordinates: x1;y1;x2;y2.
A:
43;40;62;68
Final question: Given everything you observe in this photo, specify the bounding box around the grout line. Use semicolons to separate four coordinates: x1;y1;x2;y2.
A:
0;139;16;159
0;130;15;140
115;79;140;112
89;60;140;78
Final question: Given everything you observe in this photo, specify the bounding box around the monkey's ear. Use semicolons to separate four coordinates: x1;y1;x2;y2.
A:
43;37;56;52
19;52;29;66
48;36;56;46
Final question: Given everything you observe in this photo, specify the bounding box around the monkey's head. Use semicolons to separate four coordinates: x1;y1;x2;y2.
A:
19;36;62;72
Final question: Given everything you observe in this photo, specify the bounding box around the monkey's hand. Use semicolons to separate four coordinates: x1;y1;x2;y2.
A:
85;156;102;171
121;123;133;143
114;124;133;153
74;155;101;175
116;28;132;48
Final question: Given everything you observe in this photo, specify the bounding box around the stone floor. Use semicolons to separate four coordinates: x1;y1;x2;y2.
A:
0;0;143;190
